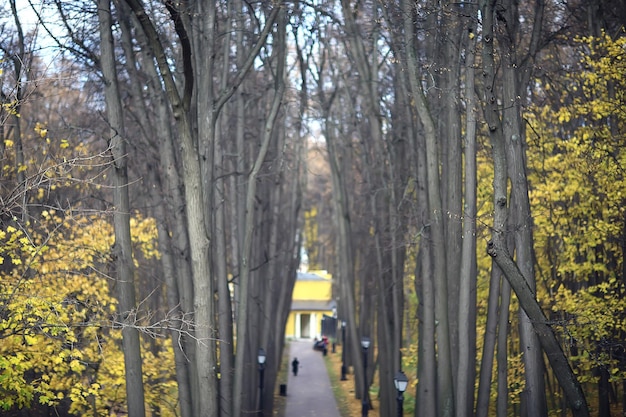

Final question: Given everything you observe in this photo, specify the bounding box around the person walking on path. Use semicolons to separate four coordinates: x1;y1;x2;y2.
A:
283;339;342;417
291;357;300;376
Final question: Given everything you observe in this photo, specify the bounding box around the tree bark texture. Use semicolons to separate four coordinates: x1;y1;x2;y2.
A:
122;1;217;415
456;15;478;416
481;1;589;415
402;1;454;415
97;2;146;416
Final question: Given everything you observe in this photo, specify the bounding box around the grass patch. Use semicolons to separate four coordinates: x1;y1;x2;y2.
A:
272;342;290;416
323;349;381;417
323;353;359;417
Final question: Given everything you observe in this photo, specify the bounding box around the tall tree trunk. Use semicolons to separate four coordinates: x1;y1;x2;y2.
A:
403;1;454;415
324;112;364;402
234;9;285;414
215;117;235;417
496;279;511;417
97;2;146;416
7;0;27;222
416;230;437;417
339;3;404;409
475;265;503;417
147;166;194;417
122;1;218;415
258;13;288;415
498;1;547;414
438;1;464;377
214;4;236;415
115;6;194;415
481;1;589;415
456;17;477;417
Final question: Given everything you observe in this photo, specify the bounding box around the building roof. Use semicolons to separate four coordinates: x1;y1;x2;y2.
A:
291;299;336;311
297;271;330;281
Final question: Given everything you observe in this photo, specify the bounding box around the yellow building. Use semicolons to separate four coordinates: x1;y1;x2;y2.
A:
285;270;336;339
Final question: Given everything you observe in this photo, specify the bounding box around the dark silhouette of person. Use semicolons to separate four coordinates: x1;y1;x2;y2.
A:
291;357;300;376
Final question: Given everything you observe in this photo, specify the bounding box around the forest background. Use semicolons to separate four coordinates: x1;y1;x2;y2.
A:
1;1;625;417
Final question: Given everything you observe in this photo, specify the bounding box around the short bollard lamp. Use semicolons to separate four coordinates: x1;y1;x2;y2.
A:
258;348;266;417
361;337;371;417
394;370;408;417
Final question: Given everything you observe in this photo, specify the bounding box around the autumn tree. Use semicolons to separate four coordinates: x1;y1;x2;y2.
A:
480;0;589;415
97;1;146;415
528;31;626;417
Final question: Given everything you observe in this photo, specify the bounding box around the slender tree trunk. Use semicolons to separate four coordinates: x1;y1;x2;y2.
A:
123;1;218;414
476;266;502;417
146;166;194;417
438;0;464;377
214;4;236;415
234;11;285;414
496;279;511;417
339;4;405;410
115;8;195;414
456;19;477;417
416;231;437;417
481;2;589;415
7;0;27;222
403;1;454;415
97;2;145;416
324;114;364;402
258;14;288;416
215;119;235;417
498;1;547;414
402;3;438;417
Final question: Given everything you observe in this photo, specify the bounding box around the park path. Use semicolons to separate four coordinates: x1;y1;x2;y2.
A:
283;339;342;417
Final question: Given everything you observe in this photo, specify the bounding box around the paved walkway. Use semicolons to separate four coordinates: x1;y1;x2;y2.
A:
283;339;342;417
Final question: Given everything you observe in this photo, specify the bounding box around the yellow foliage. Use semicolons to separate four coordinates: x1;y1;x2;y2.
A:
527;30;626;387
0;210;177;415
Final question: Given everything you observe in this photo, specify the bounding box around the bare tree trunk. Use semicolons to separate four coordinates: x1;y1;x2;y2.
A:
481;2;589;415
258;14;289;416
498;0;547;414
122;2;218;415
475;266;502;417
115;6;194;416
97;2;145;416
324;113;364;402
339;3;406;412
146;165;194;417
456;17;478;417
214;4;237;415
438;1;464;377
234;10;285;415
215;118;235;417
7;0;27;222
496;279;511;417
416;231;437;417
403;1;454;415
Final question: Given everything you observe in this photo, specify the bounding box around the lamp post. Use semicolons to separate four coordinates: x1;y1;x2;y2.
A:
361;336;371;417
394;370;408;417
341;321;347;380
258;348;266;417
